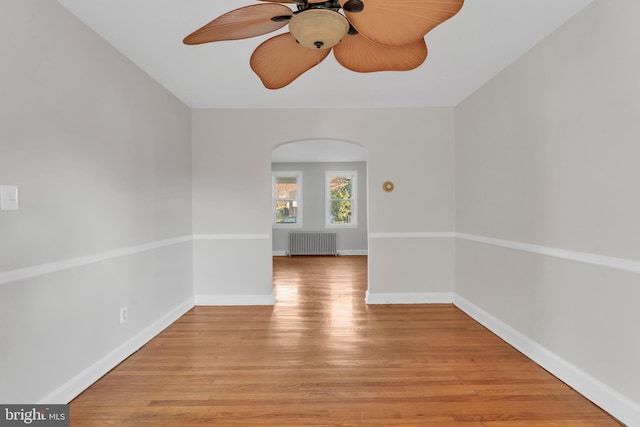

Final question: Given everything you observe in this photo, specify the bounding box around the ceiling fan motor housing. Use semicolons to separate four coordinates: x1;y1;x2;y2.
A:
289;9;349;49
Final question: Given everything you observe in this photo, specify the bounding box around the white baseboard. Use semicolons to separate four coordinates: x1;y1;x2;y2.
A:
195;293;276;306
272;250;368;257
453;294;640;427
38;297;195;404
338;250;368;256
366;291;453;305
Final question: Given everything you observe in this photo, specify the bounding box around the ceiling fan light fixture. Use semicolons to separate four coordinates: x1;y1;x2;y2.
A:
289;9;349;50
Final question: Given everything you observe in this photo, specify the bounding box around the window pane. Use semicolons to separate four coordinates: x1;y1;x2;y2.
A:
329;176;352;200
273;172;301;226
275;200;298;223
275;179;297;200
329;200;352;224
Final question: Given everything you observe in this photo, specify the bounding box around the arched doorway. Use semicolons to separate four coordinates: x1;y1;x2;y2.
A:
270;138;369;298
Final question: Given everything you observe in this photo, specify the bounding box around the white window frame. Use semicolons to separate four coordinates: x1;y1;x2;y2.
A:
272;171;302;228
325;170;357;228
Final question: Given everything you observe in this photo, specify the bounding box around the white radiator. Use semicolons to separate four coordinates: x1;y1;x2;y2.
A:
288;232;337;256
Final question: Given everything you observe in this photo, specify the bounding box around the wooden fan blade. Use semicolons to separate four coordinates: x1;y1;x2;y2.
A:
333;33;427;72
250;33;331;89
183;4;293;45
340;0;464;46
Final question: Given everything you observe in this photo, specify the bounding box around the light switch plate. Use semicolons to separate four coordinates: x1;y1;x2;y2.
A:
0;185;19;210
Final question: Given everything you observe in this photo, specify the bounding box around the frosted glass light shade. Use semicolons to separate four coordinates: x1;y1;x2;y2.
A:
289;9;349;50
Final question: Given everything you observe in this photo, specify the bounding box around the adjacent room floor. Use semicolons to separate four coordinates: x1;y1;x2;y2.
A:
70;256;621;426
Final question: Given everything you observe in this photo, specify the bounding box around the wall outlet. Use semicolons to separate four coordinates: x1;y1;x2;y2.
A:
120;306;128;324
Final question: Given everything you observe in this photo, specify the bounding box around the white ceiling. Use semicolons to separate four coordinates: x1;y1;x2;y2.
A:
57;0;594;109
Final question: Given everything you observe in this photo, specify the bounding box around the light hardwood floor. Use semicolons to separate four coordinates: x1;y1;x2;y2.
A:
70;256;621;426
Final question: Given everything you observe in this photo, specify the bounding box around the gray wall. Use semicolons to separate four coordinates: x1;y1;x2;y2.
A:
271;162;368;254
455;0;640;421
191;108;455;304
0;0;193;403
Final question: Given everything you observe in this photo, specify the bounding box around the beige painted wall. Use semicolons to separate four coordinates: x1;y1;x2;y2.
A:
0;1;192;403
191;108;455;301
455;0;640;416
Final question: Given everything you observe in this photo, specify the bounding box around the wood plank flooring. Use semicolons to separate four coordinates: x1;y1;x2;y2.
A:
70;256;622;426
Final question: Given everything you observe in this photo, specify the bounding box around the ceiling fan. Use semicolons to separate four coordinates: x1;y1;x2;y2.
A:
184;0;465;89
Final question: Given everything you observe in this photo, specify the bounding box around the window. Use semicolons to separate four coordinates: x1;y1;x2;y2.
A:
326;171;357;227
273;172;302;227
